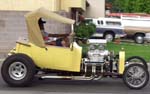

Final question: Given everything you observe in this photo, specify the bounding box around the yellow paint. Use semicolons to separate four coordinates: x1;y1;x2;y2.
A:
13;42;82;72
61;0;86;12
0;0;86;12
119;51;125;74
0;0;59;11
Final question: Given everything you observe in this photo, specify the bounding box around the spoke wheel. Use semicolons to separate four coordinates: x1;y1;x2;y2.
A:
123;64;149;89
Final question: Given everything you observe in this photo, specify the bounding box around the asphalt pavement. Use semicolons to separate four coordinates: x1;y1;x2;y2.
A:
0;61;149;94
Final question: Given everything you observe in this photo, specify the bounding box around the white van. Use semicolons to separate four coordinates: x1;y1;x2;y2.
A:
85;18;126;42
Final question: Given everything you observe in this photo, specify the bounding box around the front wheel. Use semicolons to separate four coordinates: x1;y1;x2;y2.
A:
1;54;36;87
104;33;114;42
123;64;149;89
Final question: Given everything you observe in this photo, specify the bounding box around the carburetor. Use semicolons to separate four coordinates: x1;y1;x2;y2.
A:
87;39;109;63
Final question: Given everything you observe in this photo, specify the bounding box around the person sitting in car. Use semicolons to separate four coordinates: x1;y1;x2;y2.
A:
38;18;56;44
56;37;69;47
55;31;75;47
38;18;75;47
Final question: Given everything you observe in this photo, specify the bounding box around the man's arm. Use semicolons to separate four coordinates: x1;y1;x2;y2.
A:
48;34;69;37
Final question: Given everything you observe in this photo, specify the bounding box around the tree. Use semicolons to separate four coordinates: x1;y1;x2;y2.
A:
144;0;150;13
107;0;150;13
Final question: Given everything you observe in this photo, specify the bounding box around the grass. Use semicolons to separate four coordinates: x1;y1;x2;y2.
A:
81;42;150;62
106;42;150;62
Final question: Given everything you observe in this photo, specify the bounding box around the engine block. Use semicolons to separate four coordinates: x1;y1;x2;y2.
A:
83;39;116;77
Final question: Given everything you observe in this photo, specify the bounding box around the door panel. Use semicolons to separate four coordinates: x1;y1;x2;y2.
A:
47;46;73;70
31;42;82;72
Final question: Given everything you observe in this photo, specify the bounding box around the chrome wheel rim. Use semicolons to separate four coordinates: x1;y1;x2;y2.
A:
136;36;143;43
105;34;113;42
125;66;146;88
9;62;27;80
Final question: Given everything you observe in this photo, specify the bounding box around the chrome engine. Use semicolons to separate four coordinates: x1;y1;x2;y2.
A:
88;43;109;63
83;39;116;78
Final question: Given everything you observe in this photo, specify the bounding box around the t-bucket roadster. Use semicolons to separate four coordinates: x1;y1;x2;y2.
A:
1;8;149;89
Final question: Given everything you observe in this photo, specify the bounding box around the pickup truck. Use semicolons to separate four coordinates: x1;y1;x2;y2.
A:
85;18;126;42
123;16;150;44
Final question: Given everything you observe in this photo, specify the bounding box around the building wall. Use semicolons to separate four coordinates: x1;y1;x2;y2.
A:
0;0;60;11
0;11;27;58
61;0;86;12
0;0;86;12
84;0;105;18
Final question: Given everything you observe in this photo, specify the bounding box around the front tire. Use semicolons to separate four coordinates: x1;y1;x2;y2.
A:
1;54;36;87
123;64;149;89
104;33;114;42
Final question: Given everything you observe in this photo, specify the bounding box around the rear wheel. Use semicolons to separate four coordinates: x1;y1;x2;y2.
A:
123;64;149;89
1;54;36;87
134;34;144;44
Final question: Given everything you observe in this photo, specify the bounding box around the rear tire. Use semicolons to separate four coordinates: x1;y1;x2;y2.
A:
134;34;144;44
1;54;36;87
123;64;149;89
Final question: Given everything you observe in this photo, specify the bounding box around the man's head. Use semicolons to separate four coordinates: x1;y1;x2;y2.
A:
38;18;46;30
62;36;70;47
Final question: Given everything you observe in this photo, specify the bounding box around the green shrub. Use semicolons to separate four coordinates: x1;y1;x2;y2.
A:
74;22;96;57
74;23;96;39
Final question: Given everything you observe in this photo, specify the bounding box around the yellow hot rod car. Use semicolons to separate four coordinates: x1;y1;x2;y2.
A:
1;8;149;89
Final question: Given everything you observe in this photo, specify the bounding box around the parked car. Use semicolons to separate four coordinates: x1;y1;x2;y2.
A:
86;15;150;44
123;16;150;44
144;33;150;42
124;26;150;43
1;8;149;89
85;18;126;42
116;16;150;44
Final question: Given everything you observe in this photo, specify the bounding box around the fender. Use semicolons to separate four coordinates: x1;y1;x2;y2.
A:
126;56;148;69
118;51;125;74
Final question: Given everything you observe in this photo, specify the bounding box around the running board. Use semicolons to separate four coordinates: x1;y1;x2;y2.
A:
36;75;99;80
